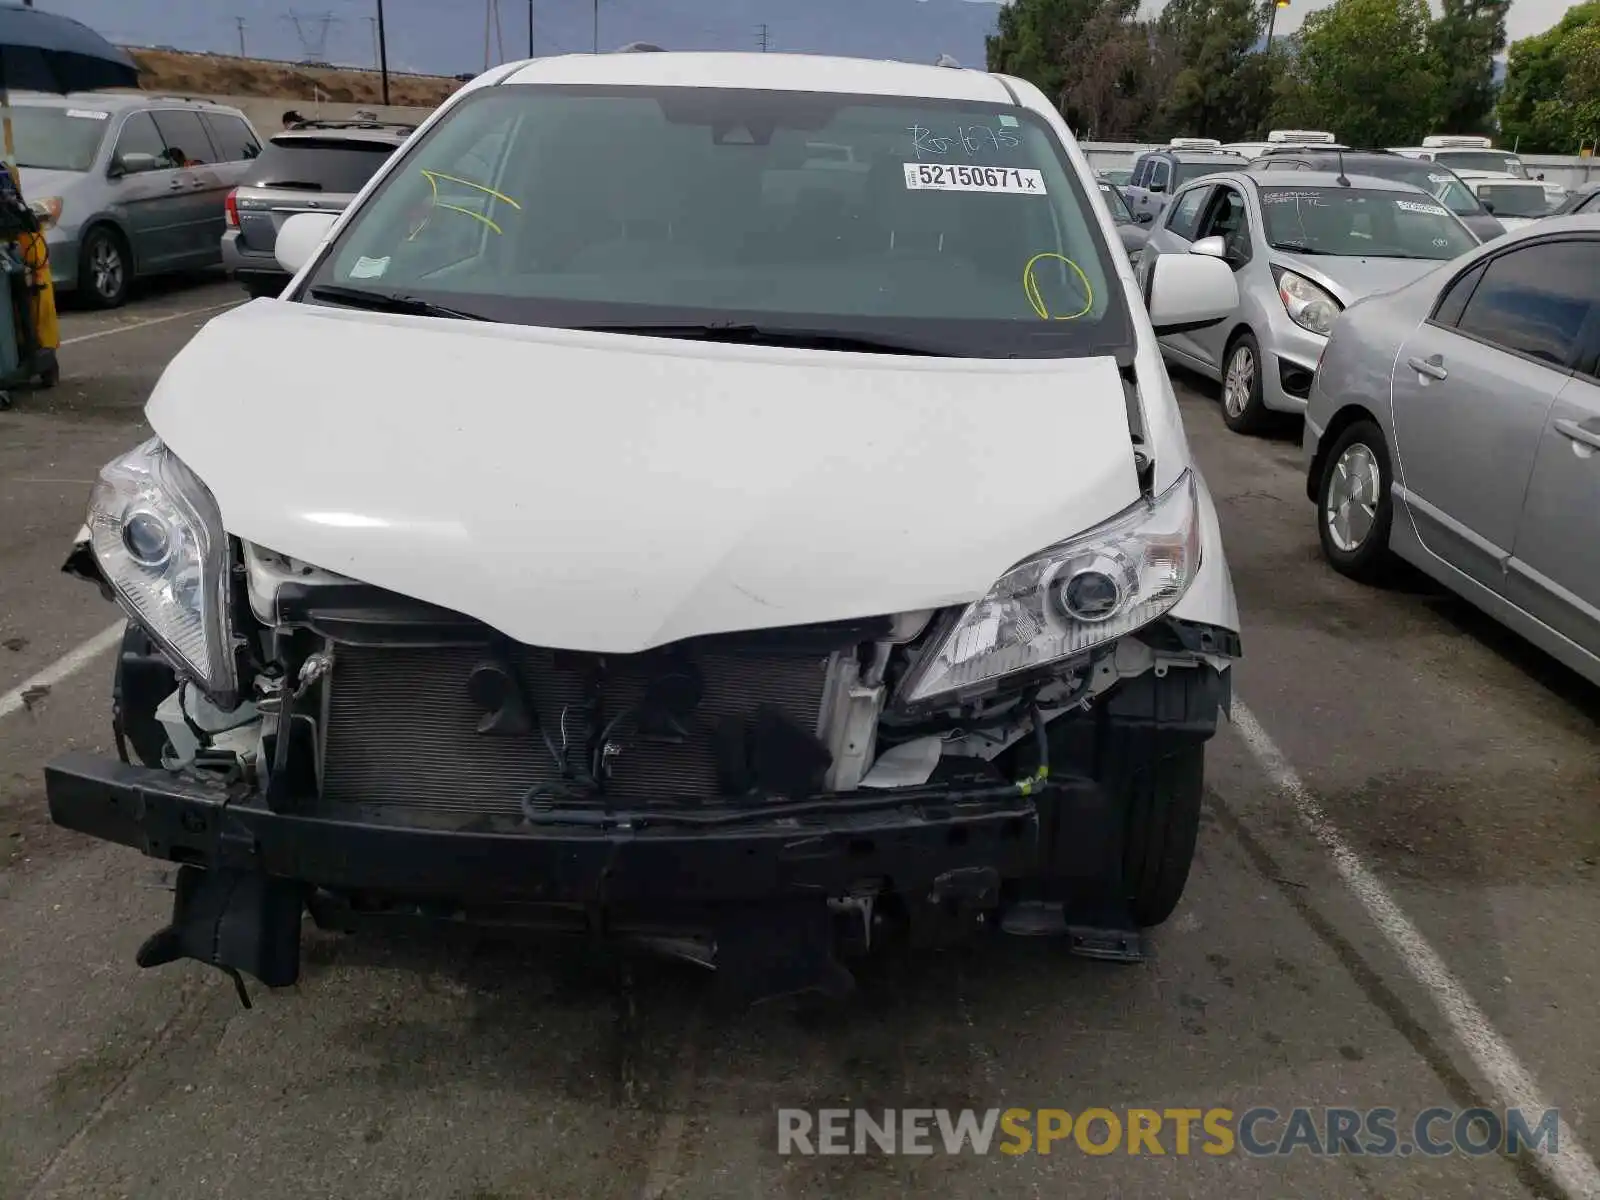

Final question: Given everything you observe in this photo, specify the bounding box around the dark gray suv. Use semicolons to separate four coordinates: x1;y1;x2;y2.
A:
221;121;413;297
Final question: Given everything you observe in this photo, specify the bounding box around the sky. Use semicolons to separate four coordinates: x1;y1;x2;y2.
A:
35;0;1581;73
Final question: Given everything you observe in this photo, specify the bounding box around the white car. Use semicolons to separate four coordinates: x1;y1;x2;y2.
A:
1451;169;1551;232
48;52;1243;1000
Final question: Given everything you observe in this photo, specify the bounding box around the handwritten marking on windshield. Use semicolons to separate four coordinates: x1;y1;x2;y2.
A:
908;123;1022;160
1023;252;1093;321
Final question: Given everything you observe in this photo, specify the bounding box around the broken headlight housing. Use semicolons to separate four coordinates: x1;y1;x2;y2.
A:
898;471;1200;706
87;438;238;706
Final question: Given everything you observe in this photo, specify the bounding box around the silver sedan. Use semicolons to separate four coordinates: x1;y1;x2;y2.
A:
1305;215;1600;687
1137;171;1480;434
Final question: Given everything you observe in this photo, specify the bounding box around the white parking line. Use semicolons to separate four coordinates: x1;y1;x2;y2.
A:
1231;701;1600;1200
0;622;124;723
60;299;243;346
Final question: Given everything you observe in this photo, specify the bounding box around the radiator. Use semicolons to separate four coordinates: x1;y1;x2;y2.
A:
320;643;833;816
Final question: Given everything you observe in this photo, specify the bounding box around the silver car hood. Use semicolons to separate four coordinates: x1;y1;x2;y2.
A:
1270;253;1444;307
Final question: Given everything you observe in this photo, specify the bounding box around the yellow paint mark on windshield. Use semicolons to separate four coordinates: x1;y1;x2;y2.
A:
408;168;520;241
1023;252;1094;321
419;169;523;211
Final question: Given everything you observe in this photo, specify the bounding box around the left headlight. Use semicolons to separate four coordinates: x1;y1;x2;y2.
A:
28;196;63;231
897;472;1201;707
1277;270;1341;336
87;438;238;705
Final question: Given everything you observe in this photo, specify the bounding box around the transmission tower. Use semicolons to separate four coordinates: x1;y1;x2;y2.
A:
285;10;340;63
234;15;247;56
485;0;507;68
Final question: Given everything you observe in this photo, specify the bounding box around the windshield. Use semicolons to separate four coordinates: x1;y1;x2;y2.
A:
1473;182;1548;217
244;138;398;192
1259;187;1478;259
1342;162;1481;215
1098;180;1132;222
9;105;110;172
1434;150;1527;178
1173;159;1242;186
302;86;1130;359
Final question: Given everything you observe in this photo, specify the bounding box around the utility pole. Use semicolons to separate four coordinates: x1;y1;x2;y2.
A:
375;0;390;106
757;23;769;51
366;17;379;68
1260;0;1288;131
528;0;534;57
235;16;248;56
593;0;599;53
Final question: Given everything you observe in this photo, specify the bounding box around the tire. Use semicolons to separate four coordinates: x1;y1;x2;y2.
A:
1316;418;1396;584
1122;741;1204;927
1220;331;1270;435
77;226;131;309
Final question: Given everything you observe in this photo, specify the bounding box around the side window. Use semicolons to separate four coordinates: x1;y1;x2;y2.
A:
1131;156;1150;188
150;109;215;168
111;111;167;171
1456;240;1600;367
201;113;261;161
1149;158;1172;193
1431;261;1486;327
1164;186;1209;240
1195;186;1252;261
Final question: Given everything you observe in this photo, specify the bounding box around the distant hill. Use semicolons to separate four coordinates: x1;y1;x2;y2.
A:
51;0;1001;77
127;47;460;107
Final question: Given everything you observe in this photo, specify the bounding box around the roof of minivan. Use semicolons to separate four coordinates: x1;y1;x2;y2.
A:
5;90;246;115
498;51;1017;103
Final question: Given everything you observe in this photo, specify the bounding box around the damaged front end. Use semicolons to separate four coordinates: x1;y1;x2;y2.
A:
50;439;1237;1003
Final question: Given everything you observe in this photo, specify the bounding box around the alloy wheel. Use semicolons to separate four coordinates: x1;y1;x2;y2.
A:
1223;345;1254;418
91;239;125;302
1326;442;1382;552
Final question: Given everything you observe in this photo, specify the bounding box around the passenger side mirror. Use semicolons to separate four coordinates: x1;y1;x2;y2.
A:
1481;200;1496;214
275;211;340;277
1135;210;1155;225
1147;251;1239;336
1190;235;1227;259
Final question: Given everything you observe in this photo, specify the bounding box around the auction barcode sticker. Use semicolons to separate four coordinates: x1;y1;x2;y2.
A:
1395;199;1449;215
903;162;1046;194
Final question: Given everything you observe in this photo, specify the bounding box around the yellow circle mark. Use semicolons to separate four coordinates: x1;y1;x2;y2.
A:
1023;252;1093;321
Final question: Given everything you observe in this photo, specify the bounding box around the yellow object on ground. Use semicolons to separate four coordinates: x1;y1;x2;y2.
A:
16;227;57;352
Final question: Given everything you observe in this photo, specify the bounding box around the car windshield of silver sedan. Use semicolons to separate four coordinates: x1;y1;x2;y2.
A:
301;85;1132;358
1259;187;1479;260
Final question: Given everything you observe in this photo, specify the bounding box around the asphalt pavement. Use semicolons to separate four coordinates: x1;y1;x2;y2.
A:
0;276;1595;1200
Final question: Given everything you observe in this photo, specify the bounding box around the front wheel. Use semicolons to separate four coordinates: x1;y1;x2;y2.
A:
1220;331;1270;435
1316;419;1396;583
1122;742;1204;926
78;227;131;309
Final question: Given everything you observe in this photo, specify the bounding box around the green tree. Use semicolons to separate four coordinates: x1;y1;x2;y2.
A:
1272;0;1441;146
1427;0;1510;134
1498;1;1600;152
987;0;1167;138
1159;0;1276;140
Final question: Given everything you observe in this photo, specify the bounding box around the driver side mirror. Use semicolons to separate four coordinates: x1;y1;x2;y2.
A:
1135;210;1155;225
1481;200;1496;214
107;151;157;179
1149;180;1167;194
1147;248;1239;336
275;211;340;277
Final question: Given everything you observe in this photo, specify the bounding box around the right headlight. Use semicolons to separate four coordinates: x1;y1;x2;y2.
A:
1277;270;1341;336
87;438;238;705
897;472;1200;707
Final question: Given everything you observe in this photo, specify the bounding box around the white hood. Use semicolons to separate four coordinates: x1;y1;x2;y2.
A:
148;302;1143;653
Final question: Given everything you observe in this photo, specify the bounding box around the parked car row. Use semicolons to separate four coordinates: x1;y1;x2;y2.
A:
12;90;414;309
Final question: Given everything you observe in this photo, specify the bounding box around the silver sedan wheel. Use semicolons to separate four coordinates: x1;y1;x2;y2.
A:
1326;442;1382;552
90;238;124;301
1223;344;1255;417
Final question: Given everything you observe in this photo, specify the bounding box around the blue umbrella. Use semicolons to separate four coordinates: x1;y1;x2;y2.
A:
0;3;139;163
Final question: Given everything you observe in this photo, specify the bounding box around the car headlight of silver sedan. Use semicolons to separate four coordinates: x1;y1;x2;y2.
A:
1276;270;1341;336
87;438;238;705
897;472;1200;706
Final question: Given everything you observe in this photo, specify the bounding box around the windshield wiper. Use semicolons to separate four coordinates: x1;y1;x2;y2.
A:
1270;242;1336;255
306;284;487;321
573;322;944;356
